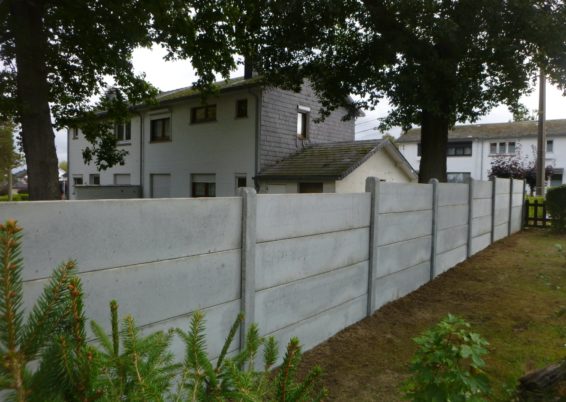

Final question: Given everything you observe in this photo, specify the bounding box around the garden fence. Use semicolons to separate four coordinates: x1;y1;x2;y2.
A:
0;177;524;363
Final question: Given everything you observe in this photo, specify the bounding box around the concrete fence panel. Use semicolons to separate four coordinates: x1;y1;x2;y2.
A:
0;177;524;365
493;178;511;241
436;183;469;275
470;180;494;255
256;193;370;242
373;182;433;310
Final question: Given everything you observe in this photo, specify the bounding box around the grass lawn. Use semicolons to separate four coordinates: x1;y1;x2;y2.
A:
299;229;566;401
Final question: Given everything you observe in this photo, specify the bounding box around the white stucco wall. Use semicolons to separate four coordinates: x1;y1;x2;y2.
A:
399;136;566;184
141;90;256;198
68;116;142;200
334;150;414;193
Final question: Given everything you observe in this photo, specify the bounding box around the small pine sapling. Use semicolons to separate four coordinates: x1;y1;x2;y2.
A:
90;301;178;401
0;220;77;401
402;314;490;402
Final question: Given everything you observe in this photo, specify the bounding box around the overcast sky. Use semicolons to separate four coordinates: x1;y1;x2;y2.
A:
54;44;566;161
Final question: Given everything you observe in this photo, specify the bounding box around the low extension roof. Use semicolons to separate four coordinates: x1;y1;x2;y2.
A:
397;119;566;143
256;140;416;181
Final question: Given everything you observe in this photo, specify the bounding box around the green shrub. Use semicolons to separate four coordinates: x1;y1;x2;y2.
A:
0;193;29;202
546;186;566;232
402;314;490;402
0;220;326;401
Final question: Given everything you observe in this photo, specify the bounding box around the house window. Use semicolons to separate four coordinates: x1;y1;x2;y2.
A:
508;142;516;154
114;174;131;185
498;142;506;154
297;112;308;139
115;121;131;143
72;175;83;186
191;174;216;197
490;143;497;154
447;172;471;183
299;182;323;193
490;141;516;155
235;175;247;193
447;142;472;157
235;99;248;118
150;118;171;142
547;139;554;153
418;142;472;157
70;128;79;140
550;172;563;187
191;105;216;124
89;174;100;185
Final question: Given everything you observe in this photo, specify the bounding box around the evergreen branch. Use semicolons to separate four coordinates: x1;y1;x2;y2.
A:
90;320;113;356
20;260;76;360
216;312;243;371
0;220;25;401
110;300;119;357
275;337;302;402
263;336;278;373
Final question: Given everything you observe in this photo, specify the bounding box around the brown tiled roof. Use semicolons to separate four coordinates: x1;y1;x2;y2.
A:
257;140;387;181
397;119;566;143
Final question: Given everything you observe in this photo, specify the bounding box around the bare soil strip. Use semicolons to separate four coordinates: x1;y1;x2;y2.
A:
299;229;566;401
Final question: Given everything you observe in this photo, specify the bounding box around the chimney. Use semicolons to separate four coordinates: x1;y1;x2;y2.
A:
244;56;254;79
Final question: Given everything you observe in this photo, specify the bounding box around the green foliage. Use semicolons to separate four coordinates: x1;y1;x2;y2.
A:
402;314;490;402
546;186;566;232
0;220;327;401
0;220;77;401
0;193;28;202
250;0;566;182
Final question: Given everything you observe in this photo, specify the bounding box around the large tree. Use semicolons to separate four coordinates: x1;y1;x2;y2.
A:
249;0;566;182
0;0;245;199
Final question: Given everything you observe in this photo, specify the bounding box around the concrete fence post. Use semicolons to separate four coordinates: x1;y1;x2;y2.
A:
238;187;257;350
429;179;439;280
467;179;474;258
490;177;497;244
365;177;380;316
521;180;527;229
508;179;514;235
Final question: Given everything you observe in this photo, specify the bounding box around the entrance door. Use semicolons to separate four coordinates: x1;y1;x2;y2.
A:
150;174;171;198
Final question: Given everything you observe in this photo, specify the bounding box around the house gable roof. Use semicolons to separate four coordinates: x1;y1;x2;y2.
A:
256;140;416;181
397;119;566;143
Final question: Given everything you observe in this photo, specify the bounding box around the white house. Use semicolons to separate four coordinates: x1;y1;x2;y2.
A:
397;119;566;186
68;77;413;199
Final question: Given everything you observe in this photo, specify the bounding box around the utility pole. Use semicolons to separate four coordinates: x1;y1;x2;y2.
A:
536;68;546;196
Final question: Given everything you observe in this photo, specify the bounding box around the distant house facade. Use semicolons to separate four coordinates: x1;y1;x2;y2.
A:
68;77;415;199
397;119;566;186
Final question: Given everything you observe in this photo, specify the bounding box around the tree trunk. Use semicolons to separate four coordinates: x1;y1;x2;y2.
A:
418;109;449;183
10;0;60;200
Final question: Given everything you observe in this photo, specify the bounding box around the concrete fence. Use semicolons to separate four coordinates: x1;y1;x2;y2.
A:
0;177;524;362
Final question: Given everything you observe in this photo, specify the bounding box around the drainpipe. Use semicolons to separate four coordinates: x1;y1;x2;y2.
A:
248;88;262;191
138;112;144;197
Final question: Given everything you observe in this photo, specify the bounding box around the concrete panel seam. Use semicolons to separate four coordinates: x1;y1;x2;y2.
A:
378;233;433;248
256;225;370;245
256;259;369;294
261;294;367;338
374;258;431;281
22;248;242;284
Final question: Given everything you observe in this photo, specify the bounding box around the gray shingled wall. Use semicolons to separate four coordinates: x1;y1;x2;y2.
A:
259;83;355;170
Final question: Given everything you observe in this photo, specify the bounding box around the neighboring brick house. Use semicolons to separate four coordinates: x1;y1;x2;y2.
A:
397;119;566;186
68;77;411;199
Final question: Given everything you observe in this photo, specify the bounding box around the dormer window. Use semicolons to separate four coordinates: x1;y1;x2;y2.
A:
297;105;310;139
70;127;79;140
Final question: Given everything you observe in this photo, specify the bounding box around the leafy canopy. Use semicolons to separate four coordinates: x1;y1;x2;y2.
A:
0;0;248;170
